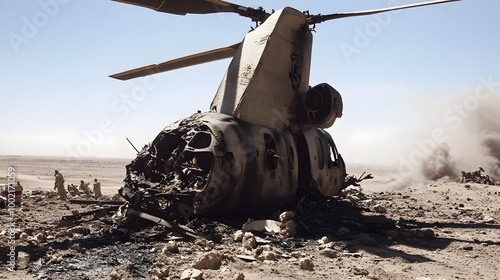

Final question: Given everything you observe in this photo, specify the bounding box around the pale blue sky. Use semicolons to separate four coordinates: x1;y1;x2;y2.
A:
1;0;499;164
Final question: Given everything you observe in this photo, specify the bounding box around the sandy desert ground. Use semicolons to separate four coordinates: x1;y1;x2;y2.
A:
0;156;499;279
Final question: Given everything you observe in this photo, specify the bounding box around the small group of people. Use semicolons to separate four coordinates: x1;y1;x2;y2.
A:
53;170;102;200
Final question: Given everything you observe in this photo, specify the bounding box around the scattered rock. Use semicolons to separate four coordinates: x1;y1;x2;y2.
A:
318;236;330;244
181;268;203;280
183;247;194;255
233;230;244;242
373;204;387;213
149;262;170;280
195;239;215;250
242;232;256;250
109;264;135;280
319;249;338;258
19;232;28;240
192;252;222;270
299;257;314;271
255;246;281;261
318;242;335;250
17;251;30;270
164;241;179;253
256;250;280;262
274;211;298;237
234;272;245;280
353;267;369;276
279;211;295;222
483;216;495;223
280;220;297;237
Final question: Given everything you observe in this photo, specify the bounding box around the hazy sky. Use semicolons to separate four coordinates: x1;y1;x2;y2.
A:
1;0;499;165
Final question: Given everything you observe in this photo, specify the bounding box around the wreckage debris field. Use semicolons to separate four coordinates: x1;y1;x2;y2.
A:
1;156;500;279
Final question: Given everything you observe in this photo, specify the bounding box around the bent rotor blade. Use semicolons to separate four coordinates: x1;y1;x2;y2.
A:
110;43;240;80
310;0;460;24
113;0;248;16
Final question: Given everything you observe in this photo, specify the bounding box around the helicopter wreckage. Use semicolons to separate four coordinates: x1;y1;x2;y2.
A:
102;0;460;231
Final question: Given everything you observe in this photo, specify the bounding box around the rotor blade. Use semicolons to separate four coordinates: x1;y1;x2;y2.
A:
113;0;249;16
110;43;240;80
309;0;460;24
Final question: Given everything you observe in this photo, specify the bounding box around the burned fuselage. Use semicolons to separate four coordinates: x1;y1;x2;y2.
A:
120;112;345;220
114;7;349;221
107;0;461;225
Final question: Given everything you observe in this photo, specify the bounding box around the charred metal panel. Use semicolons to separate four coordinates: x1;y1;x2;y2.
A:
207;113;299;214
120;112;301;218
302;128;346;196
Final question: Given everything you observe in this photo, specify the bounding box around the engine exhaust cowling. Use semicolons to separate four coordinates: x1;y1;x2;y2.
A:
302;83;343;128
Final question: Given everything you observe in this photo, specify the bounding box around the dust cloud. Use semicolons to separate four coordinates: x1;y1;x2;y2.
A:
479;130;500;181
392;87;500;189
418;143;458;181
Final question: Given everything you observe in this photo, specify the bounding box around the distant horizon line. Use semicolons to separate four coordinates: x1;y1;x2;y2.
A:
0;154;132;161
0;154;397;167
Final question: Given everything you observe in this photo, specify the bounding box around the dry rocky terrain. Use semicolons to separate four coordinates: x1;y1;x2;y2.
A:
0;156;499;279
